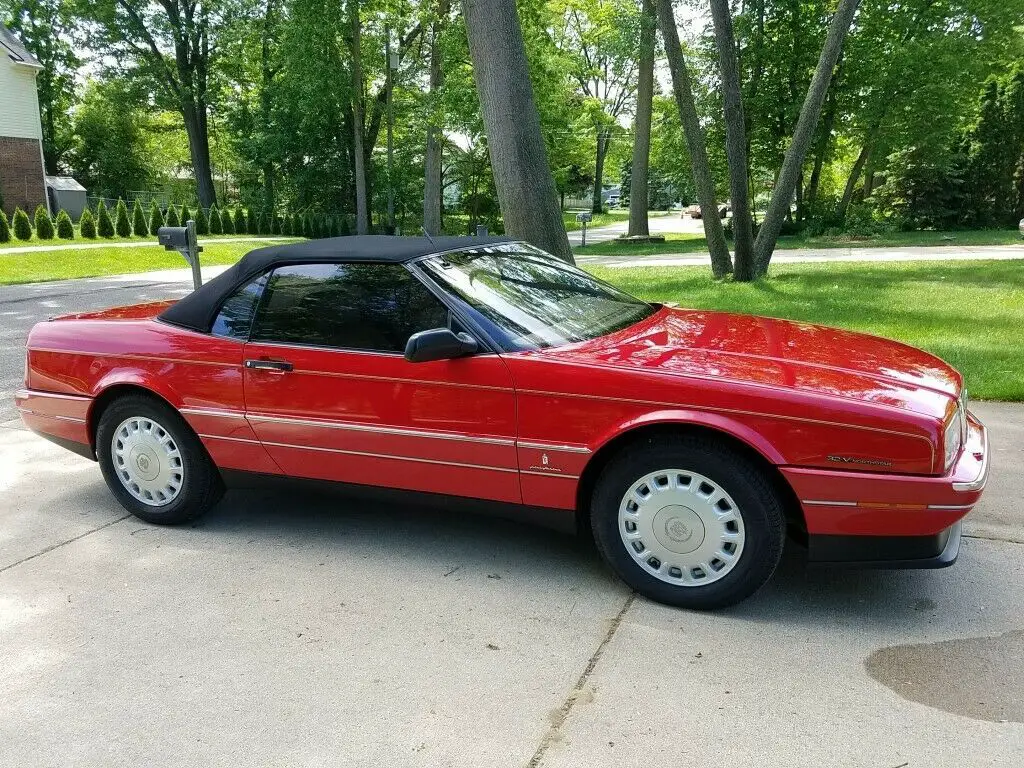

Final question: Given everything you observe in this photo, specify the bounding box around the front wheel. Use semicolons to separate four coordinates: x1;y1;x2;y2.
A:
590;435;785;610
96;394;223;525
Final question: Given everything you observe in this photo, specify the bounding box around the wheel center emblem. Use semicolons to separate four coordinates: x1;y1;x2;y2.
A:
137;455;150;472
665;517;693;543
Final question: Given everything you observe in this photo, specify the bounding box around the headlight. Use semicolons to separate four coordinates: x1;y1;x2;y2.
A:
943;402;964;472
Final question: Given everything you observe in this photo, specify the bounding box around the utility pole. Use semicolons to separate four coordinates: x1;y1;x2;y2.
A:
386;25;397;234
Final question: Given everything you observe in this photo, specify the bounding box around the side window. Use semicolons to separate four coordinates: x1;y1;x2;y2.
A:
211;273;269;340
250;263;452;352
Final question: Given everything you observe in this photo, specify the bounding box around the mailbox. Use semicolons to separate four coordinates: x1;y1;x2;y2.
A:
575;212;593;223
157;220;203;289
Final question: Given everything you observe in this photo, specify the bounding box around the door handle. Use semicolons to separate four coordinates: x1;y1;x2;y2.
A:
244;359;294;372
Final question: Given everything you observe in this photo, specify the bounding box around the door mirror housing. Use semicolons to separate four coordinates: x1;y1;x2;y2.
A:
404;328;479;363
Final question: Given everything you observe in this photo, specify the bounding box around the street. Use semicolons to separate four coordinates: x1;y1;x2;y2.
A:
1;270;1022;766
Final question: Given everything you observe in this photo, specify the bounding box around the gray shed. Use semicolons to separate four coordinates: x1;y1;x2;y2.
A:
45;176;87;219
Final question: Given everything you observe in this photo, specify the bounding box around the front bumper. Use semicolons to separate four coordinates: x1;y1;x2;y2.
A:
782;412;987;566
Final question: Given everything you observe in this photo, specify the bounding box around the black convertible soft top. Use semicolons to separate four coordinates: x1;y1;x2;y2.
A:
159;234;514;332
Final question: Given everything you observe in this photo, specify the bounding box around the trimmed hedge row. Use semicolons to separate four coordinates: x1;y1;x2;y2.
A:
1;199;349;243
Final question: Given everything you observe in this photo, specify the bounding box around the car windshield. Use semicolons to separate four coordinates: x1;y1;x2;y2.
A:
417;244;656;351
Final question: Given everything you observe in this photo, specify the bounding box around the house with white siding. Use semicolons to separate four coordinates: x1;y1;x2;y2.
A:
0;25;46;215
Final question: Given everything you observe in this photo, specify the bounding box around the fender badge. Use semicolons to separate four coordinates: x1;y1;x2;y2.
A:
827;455;894;468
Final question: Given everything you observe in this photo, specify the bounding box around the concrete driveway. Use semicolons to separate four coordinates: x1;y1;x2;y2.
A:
1;274;1022;766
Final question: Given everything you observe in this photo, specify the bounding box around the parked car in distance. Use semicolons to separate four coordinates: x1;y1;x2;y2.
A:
16;236;989;609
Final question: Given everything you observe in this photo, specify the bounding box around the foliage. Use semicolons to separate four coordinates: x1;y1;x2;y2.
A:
114;198;131;237
222;204;235;235
181;204;193;228
233;205;247;235
55;209;75;239
209;205;223;235
131;200;148;236
148;200;163;235
195;206;209;235
67;80;154;199
0;210;10;243
79;208;97;238
165;205;180;228
12;208;32;240
34;205;55;239
96;201;115;237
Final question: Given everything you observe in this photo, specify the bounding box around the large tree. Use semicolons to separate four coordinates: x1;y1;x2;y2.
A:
463;0;573;261
626;0;655;237
655;0;732;276
86;0;246;207
423;0;451;235
749;0;861;272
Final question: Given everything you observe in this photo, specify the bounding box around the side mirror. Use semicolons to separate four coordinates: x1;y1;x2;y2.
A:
404;328;479;363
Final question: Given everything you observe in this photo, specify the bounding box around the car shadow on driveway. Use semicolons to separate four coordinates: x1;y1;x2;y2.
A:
158;485;1003;631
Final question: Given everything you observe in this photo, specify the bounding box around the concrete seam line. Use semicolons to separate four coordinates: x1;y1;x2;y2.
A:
525;591;637;768
964;533;1024;546
0;514;131;576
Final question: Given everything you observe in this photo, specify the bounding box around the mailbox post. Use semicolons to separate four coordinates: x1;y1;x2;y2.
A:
575;211;593;247
158;219;203;290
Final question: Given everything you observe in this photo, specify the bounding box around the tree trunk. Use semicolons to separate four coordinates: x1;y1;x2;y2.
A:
627;0;655;238
183;98;217;208
591;129;609;214
751;0;861;274
423;0;450;236
709;0;754;280
838;143;870;221
350;0;369;234
655;0;732;277
462;0;573;262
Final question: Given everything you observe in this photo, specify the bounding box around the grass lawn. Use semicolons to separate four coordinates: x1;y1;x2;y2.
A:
0;241;298;285
562;209;670;231
576;228;1024;256
592;259;1024;401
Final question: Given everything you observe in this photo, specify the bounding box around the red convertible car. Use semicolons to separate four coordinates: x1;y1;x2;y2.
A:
16;236;989;608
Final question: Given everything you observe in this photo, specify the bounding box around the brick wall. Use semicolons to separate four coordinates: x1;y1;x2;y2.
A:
0;135;46;215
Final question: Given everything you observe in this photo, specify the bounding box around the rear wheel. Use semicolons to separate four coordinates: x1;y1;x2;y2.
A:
590;435;785;609
96;394;223;524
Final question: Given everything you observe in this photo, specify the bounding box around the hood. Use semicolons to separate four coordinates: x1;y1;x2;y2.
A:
545;306;961;418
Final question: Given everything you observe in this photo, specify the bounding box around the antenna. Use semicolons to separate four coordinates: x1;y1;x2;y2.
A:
421;227;437;246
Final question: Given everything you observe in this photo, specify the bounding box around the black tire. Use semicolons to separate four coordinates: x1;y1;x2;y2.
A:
95;393;223;524
590;434;785;610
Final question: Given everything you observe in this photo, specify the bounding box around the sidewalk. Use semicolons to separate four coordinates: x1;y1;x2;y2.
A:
578;243;1024;268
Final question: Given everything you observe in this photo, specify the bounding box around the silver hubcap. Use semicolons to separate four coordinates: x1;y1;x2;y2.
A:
618;469;745;586
112;417;184;507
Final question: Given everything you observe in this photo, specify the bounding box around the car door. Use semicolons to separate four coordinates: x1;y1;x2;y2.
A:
240;261;521;503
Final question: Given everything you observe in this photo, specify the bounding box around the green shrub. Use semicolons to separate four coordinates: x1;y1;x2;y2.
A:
148;200;163;235
131;200;148;236
13;207;33;240
0;210;10;243
301;213;312;238
208;205;223;235
165;205;181;227
270;212;281;235
181;204;193;227
55;209;75;239
195;206;209;235
233;205;246;234
281;214;292;236
34;205;54;239
339;215;351;236
254;208;267;235
96;202;115;237
221;205;235;235
79;208;97;239
114;199;131;237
